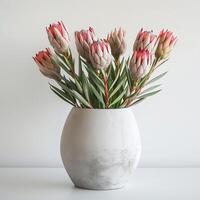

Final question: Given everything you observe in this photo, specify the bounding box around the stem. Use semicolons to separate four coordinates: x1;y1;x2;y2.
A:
124;57;161;107
63;50;78;80
115;57;120;75
102;70;109;108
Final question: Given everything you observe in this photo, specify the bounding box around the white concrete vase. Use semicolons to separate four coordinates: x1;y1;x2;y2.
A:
60;107;142;190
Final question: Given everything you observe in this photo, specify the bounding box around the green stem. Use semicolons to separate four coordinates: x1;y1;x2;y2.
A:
101;69;109;108
124;57;161;107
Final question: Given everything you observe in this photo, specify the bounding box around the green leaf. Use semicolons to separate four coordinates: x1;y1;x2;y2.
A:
125;65;132;88
140;84;161;95
137;89;162;99
72;90;92;108
89;82;105;106
156;59;169;68
146;71;168;85
90;76;105;94
57;81;72;92
56;52;75;74
109;68;121;92
81;73;90;102
78;56;83;77
51;82;73;101
56;81;77;103
49;84;75;106
107;63;113;78
84;65;104;86
75;79;83;93
109;89;127;108
58;60;71;73
119;58;126;75
110;62;116;80
132;97;146;106
109;77;127;98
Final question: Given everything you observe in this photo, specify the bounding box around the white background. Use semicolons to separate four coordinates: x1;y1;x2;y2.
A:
0;0;199;167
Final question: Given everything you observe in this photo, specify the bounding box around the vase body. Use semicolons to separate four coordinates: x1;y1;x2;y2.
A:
60;107;141;190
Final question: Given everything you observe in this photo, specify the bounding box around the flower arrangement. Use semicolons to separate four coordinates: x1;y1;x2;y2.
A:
33;21;177;108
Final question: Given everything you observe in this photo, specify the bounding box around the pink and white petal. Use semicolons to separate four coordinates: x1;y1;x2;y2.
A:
94;54;100;65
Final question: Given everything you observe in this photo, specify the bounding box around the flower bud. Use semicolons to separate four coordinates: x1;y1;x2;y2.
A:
33;48;60;80
75;27;97;60
155;30;177;59
107;27;126;59
130;50;152;79
89;39;112;69
46;21;70;55
133;29;157;52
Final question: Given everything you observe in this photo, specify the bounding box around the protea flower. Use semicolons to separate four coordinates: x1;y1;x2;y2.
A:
75;27;97;60
130;50;152;79
33;48;60;80
107;27;126;59
46;21;70;55
89;39;112;69
133;29;157;53
155;30;177;59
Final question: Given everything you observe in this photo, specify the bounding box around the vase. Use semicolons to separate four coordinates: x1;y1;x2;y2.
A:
60;107;141;190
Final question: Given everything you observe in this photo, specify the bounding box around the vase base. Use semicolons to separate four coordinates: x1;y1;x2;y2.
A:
74;184;125;191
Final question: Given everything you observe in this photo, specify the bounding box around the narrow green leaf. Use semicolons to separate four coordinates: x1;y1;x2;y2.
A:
109;77;127;98
56;81;77;103
50;83;73;101
72;90;92;108
107;63;113;78
84;65;104;86
132;97;146;106
110;62;116;80
58;61;71;73
119;58;126;75
109;89;127;108
137;89;162;99
57;81;72;93
85;69;105;94
75;79;83;93
140;84;161;95
89;82;105;106
49;84;75;106
138;75;148;88
125;66;132;89
78;56;83;76
109;69;121;92
81;73;90;102
156;59;169;68
56;52;74;72
146;71;168;85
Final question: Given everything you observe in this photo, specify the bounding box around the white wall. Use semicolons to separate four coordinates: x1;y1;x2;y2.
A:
0;0;199;167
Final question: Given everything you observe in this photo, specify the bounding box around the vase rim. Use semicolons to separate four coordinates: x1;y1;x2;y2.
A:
72;106;133;111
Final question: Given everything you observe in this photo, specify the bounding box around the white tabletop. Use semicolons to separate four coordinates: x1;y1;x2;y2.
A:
0;168;199;200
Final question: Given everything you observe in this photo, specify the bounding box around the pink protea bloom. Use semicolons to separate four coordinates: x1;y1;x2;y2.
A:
130;50;152;79
133;29;157;52
46;21;70;54
107;27;126;59
75;27;97;60
33;48;60;80
89;39;112;69
155;30;177;59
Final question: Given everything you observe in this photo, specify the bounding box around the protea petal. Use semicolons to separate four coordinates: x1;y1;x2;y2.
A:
107;27;126;59
33;49;60;80
89;40;112;69
155;30;177;59
46;21;70;54
75;27;97;60
130;50;151;79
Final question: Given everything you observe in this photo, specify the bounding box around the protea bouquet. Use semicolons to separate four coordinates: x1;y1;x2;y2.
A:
33;21;177;190
33;22;177;109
